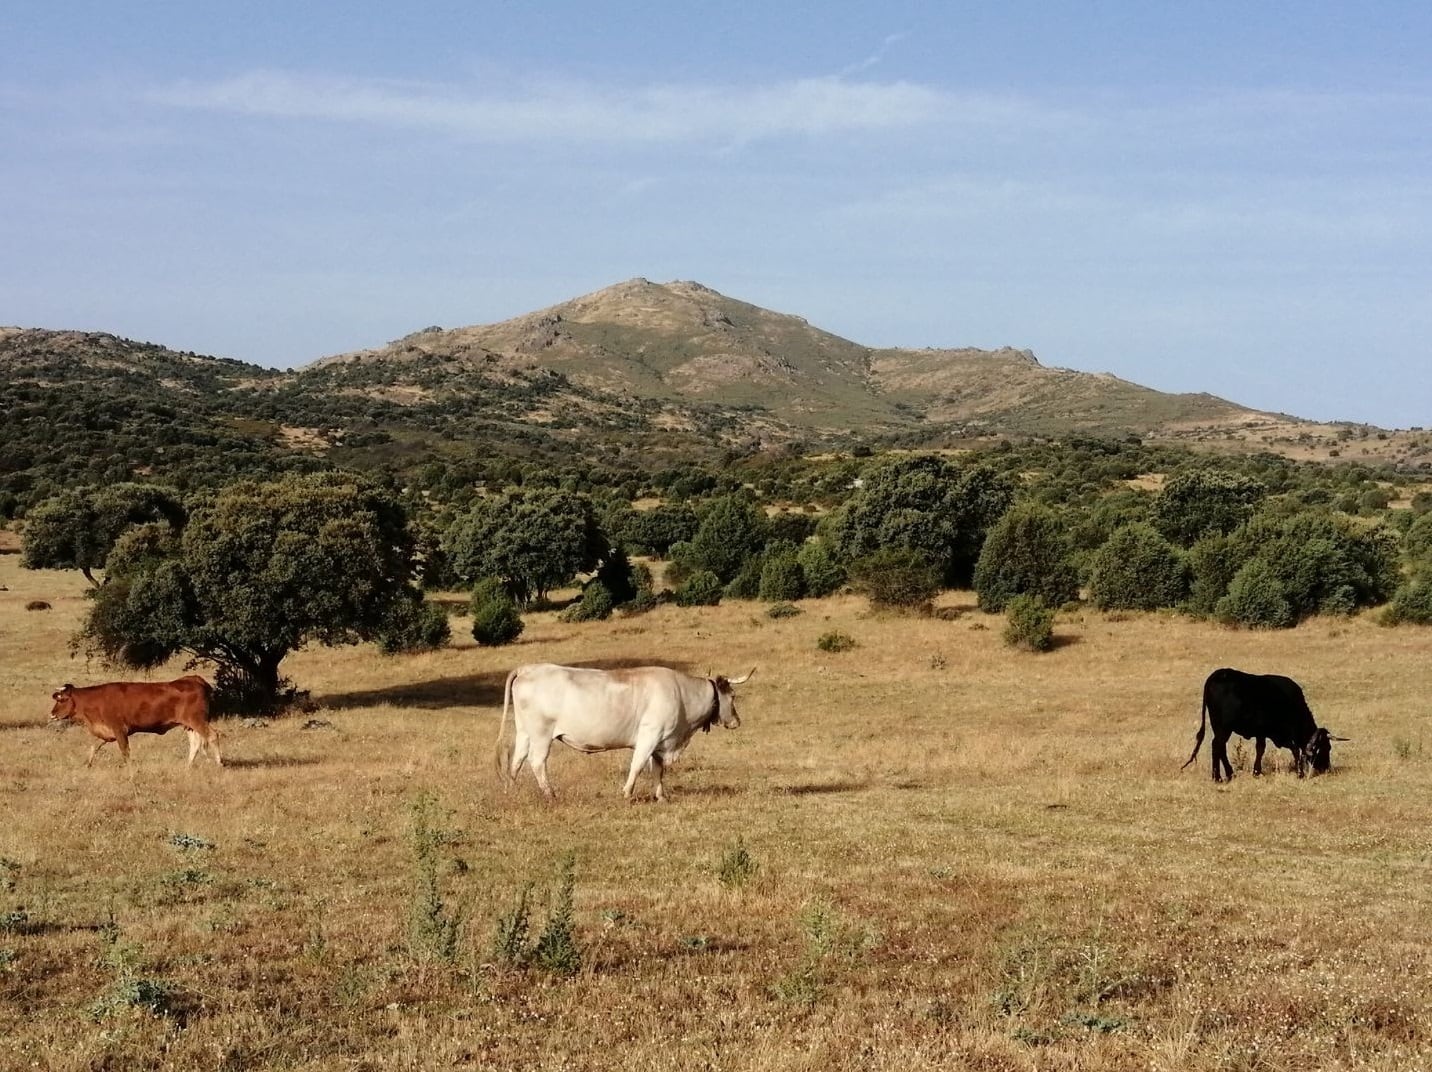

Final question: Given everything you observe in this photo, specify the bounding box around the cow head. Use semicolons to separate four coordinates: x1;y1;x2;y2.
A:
49;685;77;723
1306;727;1349;774
710;668;754;730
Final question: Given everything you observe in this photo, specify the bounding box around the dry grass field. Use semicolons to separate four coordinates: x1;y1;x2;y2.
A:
2;554;1432;1071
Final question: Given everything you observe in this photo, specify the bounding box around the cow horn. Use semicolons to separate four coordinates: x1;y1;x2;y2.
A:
728;667;755;686
1330;734;1351;742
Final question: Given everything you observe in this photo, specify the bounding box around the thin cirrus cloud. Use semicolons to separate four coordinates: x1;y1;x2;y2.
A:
145;69;1031;144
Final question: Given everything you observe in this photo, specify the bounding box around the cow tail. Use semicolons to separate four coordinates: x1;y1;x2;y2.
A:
1181;692;1208;771
495;668;518;783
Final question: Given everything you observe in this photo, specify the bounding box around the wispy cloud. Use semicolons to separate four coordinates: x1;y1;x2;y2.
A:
841;32;909;76
145;70;1031;144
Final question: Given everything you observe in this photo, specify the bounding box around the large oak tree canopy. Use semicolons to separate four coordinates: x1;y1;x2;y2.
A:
77;473;424;704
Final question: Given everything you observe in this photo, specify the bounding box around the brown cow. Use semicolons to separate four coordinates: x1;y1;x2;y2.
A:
49;676;222;768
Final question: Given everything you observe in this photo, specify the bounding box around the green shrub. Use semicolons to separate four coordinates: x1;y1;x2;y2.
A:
718;838;758;889
560;581;615;623
688;496;770;582
797;541;845;597
851;548;940;610
817;631;857;653
766;602;802;619
1216;559;1295;629
723;556;765;600
759;542;806;602
377;598;451;654
1003;595;1055;652
532;854;581;976
471;593;524;646
594;548;640;606
1087;525;1188;610
1151;469;1266;546
1383;577;1432;625
1185;533;1243;617
973;503;1079;612
675;570;723;607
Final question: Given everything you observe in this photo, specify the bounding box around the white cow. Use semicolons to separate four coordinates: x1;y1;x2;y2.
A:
496;664;752;801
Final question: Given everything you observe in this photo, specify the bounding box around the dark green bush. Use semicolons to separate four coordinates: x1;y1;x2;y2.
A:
723;556;765;600
594;548;639;606
766;602;802;619
817;631;856;653
560;581;614;623
687;496;770;582
1151;469;1266;547
1002;595;1055;652
471;588;524;645
1216;559;1295;629
1382;571;1432;625
973;503;1079;612
851;548;940;610
796;541;845;597
1185;533;1241;617
377;598;452;654
1087;524;1188;610
675;570;723;607
759;542;806;602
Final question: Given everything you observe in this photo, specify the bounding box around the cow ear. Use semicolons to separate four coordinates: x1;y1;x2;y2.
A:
728;667;755;686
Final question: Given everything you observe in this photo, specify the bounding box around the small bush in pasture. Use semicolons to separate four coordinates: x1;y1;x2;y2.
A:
1382;577;1432;625
718;838;758;889
759;542;806;602
722;554;765;600
1087;524;1188;611
471;583;524;646
166;833;215;853
559;580;615;623
1216;559;1295;629
796;541;845;597
773;899;877;1005
817;631;856;653
675;570;723;607
594;547;640;606
532;854;581;976
851;548;940;610
766;602;802;619
24;600;50;612
406;793;463;964
1391;737;1421;761
491;884;534;968
377;598;451;654
974;503;1079;613
1003;595;1055;652
91;915;180;1021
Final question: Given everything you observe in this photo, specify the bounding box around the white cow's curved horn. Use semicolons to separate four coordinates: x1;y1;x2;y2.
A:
728;667;755;686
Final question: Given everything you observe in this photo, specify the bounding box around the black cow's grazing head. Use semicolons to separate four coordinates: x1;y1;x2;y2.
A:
1306;727;1349;774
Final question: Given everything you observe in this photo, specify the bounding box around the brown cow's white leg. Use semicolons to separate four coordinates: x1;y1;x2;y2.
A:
86;740;107;767
186;729;203;766
207;729;223;768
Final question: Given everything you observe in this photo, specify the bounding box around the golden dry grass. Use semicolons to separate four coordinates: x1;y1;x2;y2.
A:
3;557;1432;1070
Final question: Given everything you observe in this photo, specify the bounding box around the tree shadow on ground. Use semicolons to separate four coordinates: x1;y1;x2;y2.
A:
1050;634;1083;651
773;780;870;796
221;756;322;770
319;658;699;712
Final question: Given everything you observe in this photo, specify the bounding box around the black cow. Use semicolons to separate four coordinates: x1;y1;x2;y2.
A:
1181;668;1347;782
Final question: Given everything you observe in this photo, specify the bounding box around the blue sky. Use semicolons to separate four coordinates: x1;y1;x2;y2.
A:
3;2;1430;425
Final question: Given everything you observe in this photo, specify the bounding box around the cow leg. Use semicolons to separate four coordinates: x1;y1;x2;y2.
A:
649;754;668;803
85;739;108;767
1253;737;1267;776
207;728;223;768
115;732;131;765
527;735;557;800
1292;747;1306;779
1211;732;1232;782
187;729;203;766
623;732;663;801
507;731;531;787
